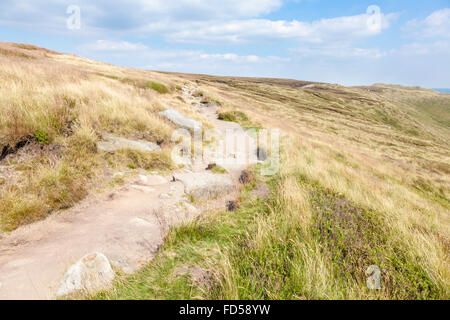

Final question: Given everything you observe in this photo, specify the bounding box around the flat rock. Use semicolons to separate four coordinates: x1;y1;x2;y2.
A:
97;133;161;153
174;172;235;200
138;174;167;186
159;108;201;131
131;185;155;193
56;252;115;297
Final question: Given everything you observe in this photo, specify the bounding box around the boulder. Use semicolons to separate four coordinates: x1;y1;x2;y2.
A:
97;133;161;153
173;172;235;200
159;108;201;131
57;252;115;297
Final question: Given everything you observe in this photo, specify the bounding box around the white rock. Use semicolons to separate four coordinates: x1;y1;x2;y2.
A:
131;185;155;193
138;174;167;186
159;108;201;132
98;134;161;153
183;202;198;214
174;172;235;200
113;171;131;178
159;193;171;199
57;252;115;297
138;175;148;184
129;217;153;227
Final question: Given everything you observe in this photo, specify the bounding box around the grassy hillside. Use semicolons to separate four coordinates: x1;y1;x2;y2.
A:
0;42;448;299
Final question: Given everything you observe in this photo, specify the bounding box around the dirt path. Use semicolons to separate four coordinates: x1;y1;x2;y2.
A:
182;85;258;177
0;85;257;299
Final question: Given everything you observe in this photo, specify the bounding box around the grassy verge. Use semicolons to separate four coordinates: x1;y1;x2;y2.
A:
0;128;174;231
218;111;248;123
94;150;446;299
0;46;176;230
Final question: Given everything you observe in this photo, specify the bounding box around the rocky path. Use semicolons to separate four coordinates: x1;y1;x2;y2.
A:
0;85;258;299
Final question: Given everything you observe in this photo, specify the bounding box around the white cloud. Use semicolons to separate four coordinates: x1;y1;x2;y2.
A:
405;8;450;39
82;40;149;51
0;0;282;32
394;41;450;55
398;8;450;58
292;46;387;59
77;40;282;70
162;12;396;44
0;1;396;45
199;53;261;63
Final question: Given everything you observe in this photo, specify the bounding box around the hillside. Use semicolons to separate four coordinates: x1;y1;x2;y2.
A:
0;42;448;299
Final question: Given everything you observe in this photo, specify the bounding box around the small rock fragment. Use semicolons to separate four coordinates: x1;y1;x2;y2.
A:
238;170;254;185
206;163;217;170
226;200;239;212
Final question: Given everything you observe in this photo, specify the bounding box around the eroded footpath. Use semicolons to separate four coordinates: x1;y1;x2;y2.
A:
0;85;258;299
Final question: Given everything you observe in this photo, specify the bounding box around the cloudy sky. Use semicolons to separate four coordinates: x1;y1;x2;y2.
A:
0;0;449;87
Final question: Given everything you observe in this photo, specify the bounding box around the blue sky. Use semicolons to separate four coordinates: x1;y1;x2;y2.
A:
0;0;449;87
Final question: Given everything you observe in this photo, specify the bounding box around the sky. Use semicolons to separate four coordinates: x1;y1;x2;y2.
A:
0;0;449;87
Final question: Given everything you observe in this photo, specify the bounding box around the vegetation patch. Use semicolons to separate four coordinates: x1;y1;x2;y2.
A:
147;81;169;94
0;162;88;231
34;130;50;145
0;48;35;59
218;111;249;123
106;149;174;171
210;164;228;174
309;185;442;299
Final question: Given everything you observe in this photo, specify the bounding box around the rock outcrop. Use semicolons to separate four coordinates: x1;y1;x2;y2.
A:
159;108;201;131
173;172;235;200
57;252;115;297
97;133;161;152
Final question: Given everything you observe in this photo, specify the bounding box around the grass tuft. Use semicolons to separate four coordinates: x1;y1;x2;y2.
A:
148;81;169;94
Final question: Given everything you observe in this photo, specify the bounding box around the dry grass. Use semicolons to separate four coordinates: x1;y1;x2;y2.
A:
183;74;449;299
0;42;448;299
118;71;448;299
0;42;183;230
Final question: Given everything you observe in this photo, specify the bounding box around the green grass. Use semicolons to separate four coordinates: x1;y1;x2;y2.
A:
93;168;264;300
94;163;445;300
147;81;169;94
309;183;442;299
34;129;49;145
105;148;174;172
210;165;228;174
218;111;248;123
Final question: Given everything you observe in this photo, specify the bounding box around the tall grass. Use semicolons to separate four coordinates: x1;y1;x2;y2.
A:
0;44;177;230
